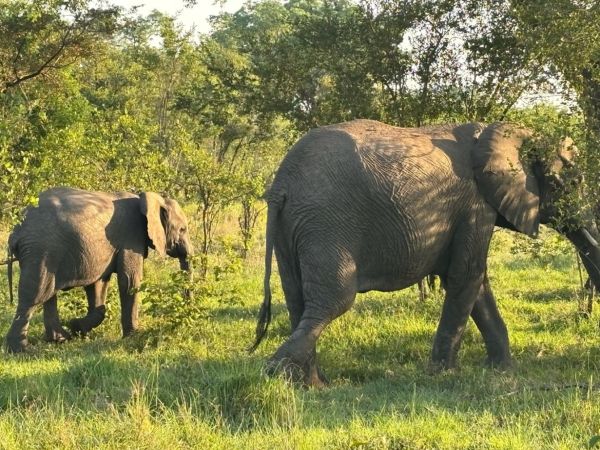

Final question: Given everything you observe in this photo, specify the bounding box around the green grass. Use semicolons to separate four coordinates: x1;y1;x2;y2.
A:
1;228;599;449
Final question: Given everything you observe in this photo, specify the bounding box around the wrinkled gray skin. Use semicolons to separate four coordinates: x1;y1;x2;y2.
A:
252;119;600;387
6;187;193;353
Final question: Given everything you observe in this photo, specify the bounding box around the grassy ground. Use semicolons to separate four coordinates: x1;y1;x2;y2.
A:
0;226;599;449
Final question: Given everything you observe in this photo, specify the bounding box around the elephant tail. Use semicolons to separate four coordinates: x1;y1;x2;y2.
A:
248;200;280;353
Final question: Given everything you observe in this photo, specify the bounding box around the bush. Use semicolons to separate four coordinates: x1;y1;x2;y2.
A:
138;249;247;341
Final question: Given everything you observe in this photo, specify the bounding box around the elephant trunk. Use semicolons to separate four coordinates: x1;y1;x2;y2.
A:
179;254;194;300
567;227;600;290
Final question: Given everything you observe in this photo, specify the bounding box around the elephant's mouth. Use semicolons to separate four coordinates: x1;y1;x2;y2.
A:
166;246;180;258
168;240;193;259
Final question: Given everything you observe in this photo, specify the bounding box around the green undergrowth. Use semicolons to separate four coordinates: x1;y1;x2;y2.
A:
0;228;599;449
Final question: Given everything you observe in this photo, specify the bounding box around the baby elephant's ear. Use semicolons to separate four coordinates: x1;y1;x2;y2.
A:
472;123;541;237
140;192;167;256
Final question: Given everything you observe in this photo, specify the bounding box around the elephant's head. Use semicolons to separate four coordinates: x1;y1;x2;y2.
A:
472;122;600;288
140;192;194;273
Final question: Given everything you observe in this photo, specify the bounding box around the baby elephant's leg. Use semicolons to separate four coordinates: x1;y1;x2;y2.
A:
43;295;72;343
68;279;109;336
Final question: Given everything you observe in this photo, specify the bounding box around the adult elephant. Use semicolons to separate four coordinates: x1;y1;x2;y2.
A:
6;187;193;353
250;119;600;387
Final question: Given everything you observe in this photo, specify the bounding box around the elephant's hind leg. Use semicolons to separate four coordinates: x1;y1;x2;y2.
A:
68;279;109;336
6;301;38;353
277;248;304;331
274;250;330;385
266;311;330;387
6;264;55;353
268;256;357;388
43;295;72;343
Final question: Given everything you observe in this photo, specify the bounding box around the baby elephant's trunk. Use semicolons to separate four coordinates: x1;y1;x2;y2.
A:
179;255;194;300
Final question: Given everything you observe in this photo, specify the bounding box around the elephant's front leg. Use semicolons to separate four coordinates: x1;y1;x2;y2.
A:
67;279;110;337
431;275;483;370
430;214;495;371
43;295;72;343
117;252;144;336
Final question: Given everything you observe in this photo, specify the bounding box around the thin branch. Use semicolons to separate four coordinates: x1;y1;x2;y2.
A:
3;24;74;92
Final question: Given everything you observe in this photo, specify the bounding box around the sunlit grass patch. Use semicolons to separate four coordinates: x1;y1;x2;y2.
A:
1;228;599;448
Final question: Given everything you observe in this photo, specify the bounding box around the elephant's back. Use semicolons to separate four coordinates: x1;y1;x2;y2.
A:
19;187;143;289
333;119;479;177
38;187;135;225
275;119;477;176
271;119;476;206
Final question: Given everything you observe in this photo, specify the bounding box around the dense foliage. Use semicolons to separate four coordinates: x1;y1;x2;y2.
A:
1;0;599;256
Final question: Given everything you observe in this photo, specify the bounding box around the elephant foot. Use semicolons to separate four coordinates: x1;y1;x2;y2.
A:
66;318;88;337
5;336;29;354
265;355;329;389
67;307;107;338
426;358;458;375
122;327;139;338
306;365;329;389
484;355;513;371
316;365;330;386
429;342;460;374
44;327;72;343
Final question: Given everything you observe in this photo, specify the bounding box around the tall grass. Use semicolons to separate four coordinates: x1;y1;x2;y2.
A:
0;226;599;449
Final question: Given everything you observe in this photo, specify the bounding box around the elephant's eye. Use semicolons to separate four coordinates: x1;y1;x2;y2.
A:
180;227;187;233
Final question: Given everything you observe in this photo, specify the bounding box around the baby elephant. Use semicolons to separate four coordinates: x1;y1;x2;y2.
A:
6;187;193;353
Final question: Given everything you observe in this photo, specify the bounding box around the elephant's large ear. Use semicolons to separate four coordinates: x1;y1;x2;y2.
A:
472;123;540;237
140;192;167;256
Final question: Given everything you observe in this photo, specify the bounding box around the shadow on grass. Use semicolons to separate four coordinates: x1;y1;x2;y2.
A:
499;287;578;303
496;252;575;271
512;312;590;333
